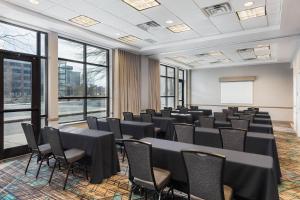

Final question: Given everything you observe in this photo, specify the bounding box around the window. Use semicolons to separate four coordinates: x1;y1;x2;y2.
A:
160;65;175;109
178;69;184;106
58;37;109;123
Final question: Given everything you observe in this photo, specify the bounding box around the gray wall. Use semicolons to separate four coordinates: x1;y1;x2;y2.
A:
191;63;293;121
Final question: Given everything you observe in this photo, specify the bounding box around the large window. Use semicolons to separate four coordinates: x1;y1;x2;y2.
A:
160;65;175;108
58;38;109;123
178;69;184;106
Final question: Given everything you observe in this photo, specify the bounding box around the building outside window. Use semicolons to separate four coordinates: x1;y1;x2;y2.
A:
160;65;175;109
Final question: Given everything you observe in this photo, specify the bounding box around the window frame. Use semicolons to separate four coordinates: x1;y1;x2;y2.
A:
160;64;175;108
58;37;109;123
178;69;184;106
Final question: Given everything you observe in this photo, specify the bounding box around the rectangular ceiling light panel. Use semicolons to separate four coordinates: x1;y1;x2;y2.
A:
122;0;160;11
237;6;266;21
69;15;100;27
119;35;140;44
168;23;191;33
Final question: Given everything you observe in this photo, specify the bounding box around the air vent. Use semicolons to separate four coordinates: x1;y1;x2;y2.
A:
237;48;257;60
203;2;232;17
144;38;157;44
137;21;161;32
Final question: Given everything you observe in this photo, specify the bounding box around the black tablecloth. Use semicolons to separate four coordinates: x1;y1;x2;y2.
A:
142;138;279;200
172;110;204;122
195;127;281;183
171;113;193;123
214;120;273;134
198;109;212;116
41;127;120;184
228;116;272;125
97;119;155;139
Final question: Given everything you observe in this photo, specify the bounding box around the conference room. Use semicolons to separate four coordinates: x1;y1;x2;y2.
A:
0;0;299;199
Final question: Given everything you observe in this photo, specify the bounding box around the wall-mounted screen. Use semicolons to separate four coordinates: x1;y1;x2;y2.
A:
220;81;253;104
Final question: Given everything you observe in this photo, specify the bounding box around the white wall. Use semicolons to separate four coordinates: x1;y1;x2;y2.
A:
292;48;300;136
191;63;293;121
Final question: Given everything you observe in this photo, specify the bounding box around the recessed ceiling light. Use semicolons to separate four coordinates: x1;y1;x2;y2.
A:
69;15;100;27
209;51;223;57
116;33;121;36
166;20;174;24
244;1;254;7
122;0;160;11
257;54;271;60
167;23;191;33
119;35;140;44
29;0;39;5
237;6;266;21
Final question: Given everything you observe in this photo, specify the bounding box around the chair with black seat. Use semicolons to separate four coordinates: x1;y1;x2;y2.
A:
123;112;134;121
45;127;88;190
181;150;233;200
21;123;52;179
146;109;156;116
140;113;161;138
214;112;227;121
107;118;133;162
231;119;250;131
239;114;254;123
219;128;247;152
124;140;172;200
190;106;199;110
199;116;215;128
86;116;98;130
174;123;194;144
161;110;171;118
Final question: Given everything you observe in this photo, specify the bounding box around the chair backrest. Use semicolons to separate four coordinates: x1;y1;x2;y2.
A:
123;140;156;190
44;127;66;160
222;109;234;116
164;107;172;111
161;110;171;118
179;107;189;114
190;106;199;110
199;117;215;128
239;114;254;123
146;109;156;116
244;110;256;115
123;112;134;121
214;112;227;121
182;151;226;200
107;118;123;139
231;119;249;130
86;116;98;130
140;113;152;123
219;128;247;152
21;123;38;150
177;105;183;110
174;123;194;144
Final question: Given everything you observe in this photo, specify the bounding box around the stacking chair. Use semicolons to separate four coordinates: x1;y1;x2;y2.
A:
174;123;194;144
140;113;161;137
45;127;87;190
214;112;227;121
107;118;133;162
181;150;233;200
86;116;98;130
124;140;172;200
239;114;254;123
231;119;250;131
21;123;52;178
219;128;247;152
123;112;134;121
161;110;171;118
146;109;156;116
177;105;184;110
190;106;199;110
179;107;189;114
199;116;215;128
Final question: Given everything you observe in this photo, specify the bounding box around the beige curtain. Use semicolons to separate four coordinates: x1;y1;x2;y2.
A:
114;49;141;118
148;59;161;111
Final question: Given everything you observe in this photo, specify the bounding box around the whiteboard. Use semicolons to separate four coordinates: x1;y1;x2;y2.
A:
220;81;253;104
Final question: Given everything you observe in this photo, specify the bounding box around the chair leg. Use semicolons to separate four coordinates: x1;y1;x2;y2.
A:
128;184;134;200
36;155;44;179
122;150;126;162
25;152;34;174
48;159;57;184
46;157;50;166
63;164;72;190
85;164;89;180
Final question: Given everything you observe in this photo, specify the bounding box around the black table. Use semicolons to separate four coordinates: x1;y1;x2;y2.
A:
41;127;120;184
228;116;272;125
173;110;204;122
171;113;193;124
214;120;273;134
142;138;279;200
195;127;281;183
97;118;155;139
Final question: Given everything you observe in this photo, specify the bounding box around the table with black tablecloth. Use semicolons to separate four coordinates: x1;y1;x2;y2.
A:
97;118;155;139
172;110;204;122
214;120;273;133
141;138;279;200
228;116;272;125
41;127;120;184
195;127;281;183
171;113;193;123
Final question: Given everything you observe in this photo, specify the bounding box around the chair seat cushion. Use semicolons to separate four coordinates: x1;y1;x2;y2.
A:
190;185;233;200
153;167;171;190
38;143;52;155
64;148;85;163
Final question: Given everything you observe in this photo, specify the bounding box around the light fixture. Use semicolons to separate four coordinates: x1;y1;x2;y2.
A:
237;6;266;21
166;20;174;24
122;0;160;11
29;0;39;5
118;35;140;44
167;23;191;33
115;33;121;36
254;45;270;56
209;51;223;57
69;15;100;27
257;54;271;60
244;1;254;7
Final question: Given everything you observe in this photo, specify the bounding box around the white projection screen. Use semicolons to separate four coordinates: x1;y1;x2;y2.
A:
220;81;253;104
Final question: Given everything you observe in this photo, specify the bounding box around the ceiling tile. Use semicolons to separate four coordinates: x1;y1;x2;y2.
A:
210;13;243;33
193;0;228;9
141;6;181;26
5;0;55;11
230;0;265;11
241;15;268;29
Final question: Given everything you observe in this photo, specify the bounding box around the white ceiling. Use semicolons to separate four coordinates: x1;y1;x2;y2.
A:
1;0;300;69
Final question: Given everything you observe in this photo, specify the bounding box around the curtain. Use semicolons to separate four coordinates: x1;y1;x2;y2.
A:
114;49;141;118
148;59;161;111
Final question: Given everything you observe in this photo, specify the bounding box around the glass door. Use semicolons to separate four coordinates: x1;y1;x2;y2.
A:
0;52;41;159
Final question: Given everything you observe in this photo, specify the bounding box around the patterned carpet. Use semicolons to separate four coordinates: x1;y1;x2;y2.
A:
0;122;299;200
